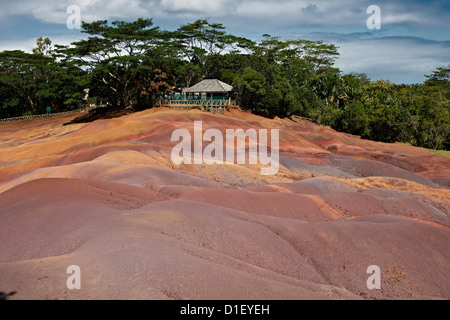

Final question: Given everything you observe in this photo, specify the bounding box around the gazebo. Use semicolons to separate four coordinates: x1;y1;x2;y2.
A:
182;79;233;102
160;79;237;110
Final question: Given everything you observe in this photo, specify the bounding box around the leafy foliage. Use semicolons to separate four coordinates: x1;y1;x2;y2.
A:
0;19;448;150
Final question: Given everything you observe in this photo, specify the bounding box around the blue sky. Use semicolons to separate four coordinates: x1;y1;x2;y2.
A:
0;0;449;84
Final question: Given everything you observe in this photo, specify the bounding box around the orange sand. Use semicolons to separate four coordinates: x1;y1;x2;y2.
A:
0;107;448;300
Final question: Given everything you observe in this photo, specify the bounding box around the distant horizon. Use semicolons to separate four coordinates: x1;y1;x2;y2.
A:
1;0;449;84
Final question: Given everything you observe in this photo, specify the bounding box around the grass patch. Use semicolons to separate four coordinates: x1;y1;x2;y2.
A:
394;142;450;157
430;149;450;157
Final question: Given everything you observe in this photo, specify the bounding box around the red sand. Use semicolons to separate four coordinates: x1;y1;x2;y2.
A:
0;107;449;300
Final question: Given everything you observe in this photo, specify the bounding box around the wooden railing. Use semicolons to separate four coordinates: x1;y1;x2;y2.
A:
158;99;238;108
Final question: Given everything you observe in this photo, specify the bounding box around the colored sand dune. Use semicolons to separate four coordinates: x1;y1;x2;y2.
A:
0;108;449;300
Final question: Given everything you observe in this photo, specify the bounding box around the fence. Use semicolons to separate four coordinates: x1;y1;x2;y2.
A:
0;106;95;123
1;100;240;122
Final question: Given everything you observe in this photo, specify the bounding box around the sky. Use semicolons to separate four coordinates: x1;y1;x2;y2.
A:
0;0;449;84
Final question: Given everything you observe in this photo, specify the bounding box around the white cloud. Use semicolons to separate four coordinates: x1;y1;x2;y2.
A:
281;31;450;83
382;13;424;25
160;0;239;15
0;0;449;31
0;34;86;53
0;0;154;24
332;36;450;83
0;38;37;52
0;0;448;84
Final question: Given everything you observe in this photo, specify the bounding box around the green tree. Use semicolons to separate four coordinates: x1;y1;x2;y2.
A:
32;37;52;56
232;67;267;114
425;65;450;86
0;46;88;117
176;62;203;88
0;50;52;113
61;18;167;108
177;19;252;68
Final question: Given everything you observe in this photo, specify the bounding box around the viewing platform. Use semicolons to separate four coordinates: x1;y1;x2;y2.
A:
161;79;238;112
157;98;238;111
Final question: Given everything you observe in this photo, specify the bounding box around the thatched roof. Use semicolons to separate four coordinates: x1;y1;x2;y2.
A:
183;79;233;94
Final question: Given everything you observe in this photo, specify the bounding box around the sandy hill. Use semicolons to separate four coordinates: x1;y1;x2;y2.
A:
0;107;449;300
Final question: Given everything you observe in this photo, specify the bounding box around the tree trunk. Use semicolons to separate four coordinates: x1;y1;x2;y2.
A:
27;95;36;113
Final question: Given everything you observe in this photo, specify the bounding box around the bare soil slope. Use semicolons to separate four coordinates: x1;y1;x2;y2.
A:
0;107;448;300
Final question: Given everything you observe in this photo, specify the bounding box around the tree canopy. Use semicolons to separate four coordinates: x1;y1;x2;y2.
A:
0;19;448;151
